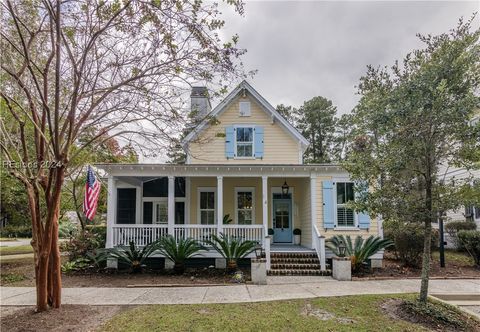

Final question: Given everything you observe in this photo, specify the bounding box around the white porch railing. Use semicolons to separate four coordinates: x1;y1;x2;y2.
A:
222;224;264;243
313;225;327;271
173;225;218;246
112;224;265;248
112;224;168;247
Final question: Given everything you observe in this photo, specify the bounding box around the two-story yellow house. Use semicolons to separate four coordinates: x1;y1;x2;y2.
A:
97;81;383;275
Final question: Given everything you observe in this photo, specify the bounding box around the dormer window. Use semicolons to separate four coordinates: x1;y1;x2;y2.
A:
239;101;251;117
235;126;254;157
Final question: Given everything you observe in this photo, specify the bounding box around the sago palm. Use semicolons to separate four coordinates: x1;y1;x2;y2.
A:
206;233;257;272
156;235;206;274
104;241;159;273
326;235;393;272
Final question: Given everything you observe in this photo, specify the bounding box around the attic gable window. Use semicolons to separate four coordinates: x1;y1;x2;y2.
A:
239;101;251;117
235;126;254;158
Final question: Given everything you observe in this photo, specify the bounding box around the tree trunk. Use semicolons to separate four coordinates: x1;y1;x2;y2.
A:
419;177;433;303
419;218;432;302
49;221;62;308
28;167;65;312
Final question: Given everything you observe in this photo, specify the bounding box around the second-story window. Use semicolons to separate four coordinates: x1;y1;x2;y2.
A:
236;127;254;158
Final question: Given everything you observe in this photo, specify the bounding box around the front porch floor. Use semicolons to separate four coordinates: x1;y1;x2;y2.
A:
270;244;314;253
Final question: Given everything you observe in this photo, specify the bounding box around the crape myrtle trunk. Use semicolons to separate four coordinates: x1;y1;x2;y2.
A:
24;166;65;311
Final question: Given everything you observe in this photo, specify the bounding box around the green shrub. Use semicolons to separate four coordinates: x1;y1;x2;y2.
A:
326;235;393;272
58;220;79;239
457;230;480;266
384;221;439;267
156;235;205;274
445;221;477;250
85;225;107;247
206;233;257;272
0;225;32;238
293;228;301;235
100;241;160;273
61;258;92;273
62;229;105;262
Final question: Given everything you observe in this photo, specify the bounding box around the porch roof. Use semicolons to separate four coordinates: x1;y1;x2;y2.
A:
95;163;346;178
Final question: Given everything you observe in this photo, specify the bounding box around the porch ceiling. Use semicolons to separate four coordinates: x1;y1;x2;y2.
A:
95;163;346;178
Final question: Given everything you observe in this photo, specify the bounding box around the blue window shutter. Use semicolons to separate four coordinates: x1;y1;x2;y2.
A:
355;181;371;229
323;181;335;229
254;126;264;159
225;126;234;159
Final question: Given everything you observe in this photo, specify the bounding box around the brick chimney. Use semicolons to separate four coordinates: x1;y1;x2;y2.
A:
190;86;211;121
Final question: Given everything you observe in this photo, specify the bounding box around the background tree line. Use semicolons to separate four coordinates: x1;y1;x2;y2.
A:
276;98;353;164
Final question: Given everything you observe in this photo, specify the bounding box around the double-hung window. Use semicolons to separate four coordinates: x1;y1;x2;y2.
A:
199;188;216;225
235;127;254;158
336;182;355;227
235;188;254;225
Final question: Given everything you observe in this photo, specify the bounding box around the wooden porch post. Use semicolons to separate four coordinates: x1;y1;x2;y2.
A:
106;176;116;248
168;176;175;236
217;176;223;235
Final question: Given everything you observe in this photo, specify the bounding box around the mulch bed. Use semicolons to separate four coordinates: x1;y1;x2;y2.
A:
353;252;480;279
1;257;250;287
381;299;480;332
0;305;131;332
61;267;250;287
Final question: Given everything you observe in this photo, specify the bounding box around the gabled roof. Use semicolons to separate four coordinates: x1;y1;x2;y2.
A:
182;80;310;150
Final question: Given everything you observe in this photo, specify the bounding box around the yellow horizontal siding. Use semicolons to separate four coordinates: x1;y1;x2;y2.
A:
188;95;300;164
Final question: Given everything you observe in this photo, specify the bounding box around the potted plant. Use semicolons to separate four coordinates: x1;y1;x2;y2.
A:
223;214;233;224
268;228;274;245
293;228;301;245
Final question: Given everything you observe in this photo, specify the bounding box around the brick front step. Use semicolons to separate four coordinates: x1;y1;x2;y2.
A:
271;258;320;264
267;269;332;276
270;253;317;259
271;263;321;270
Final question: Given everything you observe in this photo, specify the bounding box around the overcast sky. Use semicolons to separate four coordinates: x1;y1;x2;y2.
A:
220;1;479;115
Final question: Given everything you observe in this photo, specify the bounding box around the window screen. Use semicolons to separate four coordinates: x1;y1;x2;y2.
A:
117;188;136;224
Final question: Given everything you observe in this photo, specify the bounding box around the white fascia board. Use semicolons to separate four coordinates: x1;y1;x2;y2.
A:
95;163;348;179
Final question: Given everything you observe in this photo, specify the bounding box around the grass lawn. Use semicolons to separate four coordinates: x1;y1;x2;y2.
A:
0;245;33;256
100;294;435;332
432;249;475;266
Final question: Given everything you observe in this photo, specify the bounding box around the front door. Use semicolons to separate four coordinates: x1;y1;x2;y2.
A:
273;199;292;243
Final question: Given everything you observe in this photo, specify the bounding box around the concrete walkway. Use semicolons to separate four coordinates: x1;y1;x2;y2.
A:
1;278;479;306
0;239;32;247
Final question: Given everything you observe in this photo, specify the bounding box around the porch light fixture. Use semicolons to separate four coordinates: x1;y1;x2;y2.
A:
338;240;347;258
254;243;264;259
281;180;289;196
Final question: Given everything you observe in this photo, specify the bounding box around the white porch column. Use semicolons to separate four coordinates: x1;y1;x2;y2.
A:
217;176;223;235
310;175;317;247
262;176;268;238
106;176;117;248
168;176;175;236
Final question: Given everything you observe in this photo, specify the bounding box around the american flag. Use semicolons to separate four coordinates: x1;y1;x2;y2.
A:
83;166;100;221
